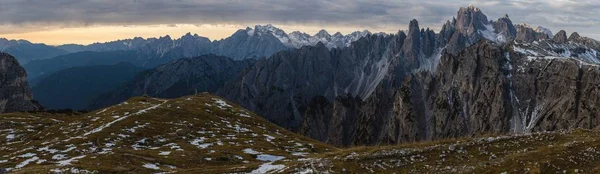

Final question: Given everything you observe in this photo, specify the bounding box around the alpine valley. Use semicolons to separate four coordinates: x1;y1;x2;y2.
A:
3;5;600;173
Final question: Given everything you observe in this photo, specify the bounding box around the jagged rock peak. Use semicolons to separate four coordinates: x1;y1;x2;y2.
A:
568;32;581;41
333;32;344;37
535;26;553;37
408;19;420;34
159;35;172;40
456;5;489;35
465;4;481;12
553;30;568;43
315;29;331;37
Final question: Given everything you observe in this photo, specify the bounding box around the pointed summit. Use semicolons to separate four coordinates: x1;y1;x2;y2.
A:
568;32;581;41
456;5;489;36
402;19;422;62
553;30;568;43
315;29;331;38
407;19;420;35
535;26;553;37
333;32;343;37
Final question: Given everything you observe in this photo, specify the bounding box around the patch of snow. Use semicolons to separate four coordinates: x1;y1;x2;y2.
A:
143;163;160;170
264;134;275;142
15;156;39;169
57;155;86;166
6;134;15;141
478;23;509;44
52;154;67;160
164;143;183;151
82;101;166;137
256;154;285;162
213;98;232;109
37;146;59;154
239;113;252;118
190;137;212;149
243;148;260;155
249;162;285;174
96;108;108;114
158;151;171;156
291;152;309;157
61;145;76;153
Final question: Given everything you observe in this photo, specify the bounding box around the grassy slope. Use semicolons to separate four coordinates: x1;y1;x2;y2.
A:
2;93;600;173
0;93;334;173
283;129;600;173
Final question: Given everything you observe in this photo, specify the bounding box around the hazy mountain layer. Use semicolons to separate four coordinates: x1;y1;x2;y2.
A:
88;54;255;110
32;63;145;110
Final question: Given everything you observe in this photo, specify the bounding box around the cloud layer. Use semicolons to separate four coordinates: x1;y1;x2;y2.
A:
1;0;599;39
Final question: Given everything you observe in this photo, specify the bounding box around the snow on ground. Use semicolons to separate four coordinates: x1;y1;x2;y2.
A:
249;162;286;174
18;153;36;158
190;137;212;149
6;134;15;141
0;95;331;172
83;101;166;137
15;156;39;169
143;163;160;170
257;154;285;162
212;98;233;109
264;134;276;142
57;155;86;166
243;148;260;155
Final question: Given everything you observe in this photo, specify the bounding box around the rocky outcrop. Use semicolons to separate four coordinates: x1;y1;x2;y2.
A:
388;40;600;143
0;52;41;113
493;14;517;39
455;5;489;39
515;24;551;42
218;5;600;147
211;28;289;60
222;5;532;142
296;38;600;146
566;32;600;51
553;30;569;43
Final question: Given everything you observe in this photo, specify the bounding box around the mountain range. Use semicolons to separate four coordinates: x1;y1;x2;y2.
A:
32;63;145;110
23;6;600;142
220;5;600;146
1;25;373;65
15;25;373;110
18;25;371;80
3;4;600;173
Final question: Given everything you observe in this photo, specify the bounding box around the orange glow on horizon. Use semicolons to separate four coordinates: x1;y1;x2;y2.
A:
0;24;404;46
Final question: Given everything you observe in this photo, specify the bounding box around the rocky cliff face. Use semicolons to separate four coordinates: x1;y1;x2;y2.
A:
0;52;41;113
309;40;600;146
388;41;600;142
221;5;600;147
515;24;550;42
220;5;516;136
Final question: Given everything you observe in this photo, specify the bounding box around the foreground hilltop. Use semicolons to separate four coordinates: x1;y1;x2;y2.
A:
284;129;600;173
3;93;600;173
0;93;333;173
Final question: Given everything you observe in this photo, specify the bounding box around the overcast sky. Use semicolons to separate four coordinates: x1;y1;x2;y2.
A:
0;0;598;45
